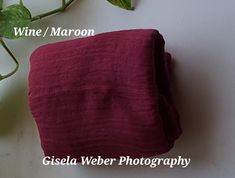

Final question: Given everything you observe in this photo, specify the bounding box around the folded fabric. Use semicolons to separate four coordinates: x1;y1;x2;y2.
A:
29;29;182;161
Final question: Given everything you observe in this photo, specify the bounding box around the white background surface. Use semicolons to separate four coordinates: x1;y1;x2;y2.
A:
0;0;235;177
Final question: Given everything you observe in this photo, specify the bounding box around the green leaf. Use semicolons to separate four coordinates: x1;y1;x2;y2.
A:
107;0;134;10
0;0;3;10
0;4;31;39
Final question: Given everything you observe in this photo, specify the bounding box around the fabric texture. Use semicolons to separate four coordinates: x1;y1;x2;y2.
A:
29;29;182;161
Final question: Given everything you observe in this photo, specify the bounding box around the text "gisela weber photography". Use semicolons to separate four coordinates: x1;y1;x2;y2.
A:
42;156;191;168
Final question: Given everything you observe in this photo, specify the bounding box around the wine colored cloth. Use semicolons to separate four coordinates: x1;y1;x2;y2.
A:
29;29;182;161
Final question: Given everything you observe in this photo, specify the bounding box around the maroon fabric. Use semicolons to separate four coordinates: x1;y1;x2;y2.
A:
29;29;182;161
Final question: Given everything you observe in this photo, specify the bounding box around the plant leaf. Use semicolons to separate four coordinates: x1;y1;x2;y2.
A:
107;0;134;10
0;4;31;39
0;0;3;10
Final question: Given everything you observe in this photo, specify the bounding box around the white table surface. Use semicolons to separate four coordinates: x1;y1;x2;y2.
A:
0;0;235;177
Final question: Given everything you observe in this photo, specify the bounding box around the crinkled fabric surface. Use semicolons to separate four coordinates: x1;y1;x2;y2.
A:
29;29;182;161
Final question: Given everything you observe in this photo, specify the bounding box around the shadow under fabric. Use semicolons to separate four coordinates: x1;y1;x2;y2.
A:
29;29;182;161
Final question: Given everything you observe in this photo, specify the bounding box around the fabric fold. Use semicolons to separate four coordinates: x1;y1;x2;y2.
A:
29;29;182;161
